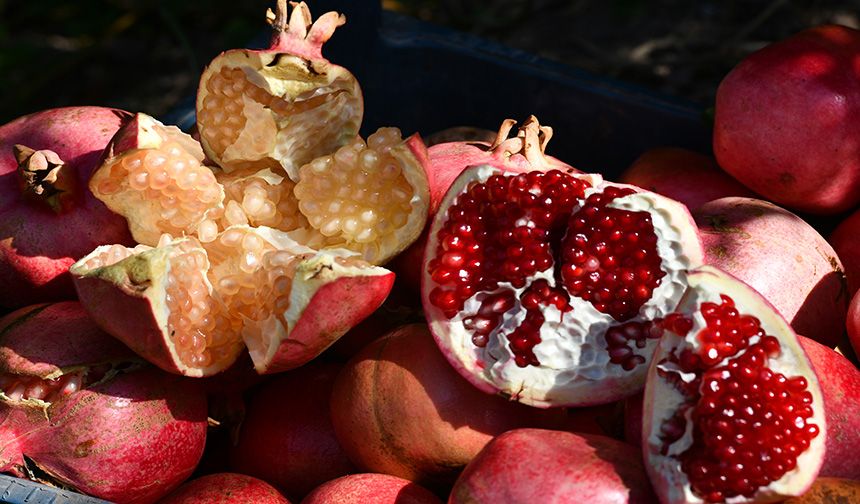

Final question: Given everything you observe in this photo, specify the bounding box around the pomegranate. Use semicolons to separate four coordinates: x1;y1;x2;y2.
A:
712;24;860;215
195;0;362;177
158;473;293;504
693;196;848;348
329;323;568;495
299;473;444;504
643;265;825;504
0;106;135;308
421;164;704;407
448;428;659;504
229;361;356;502
779;477;860;503
617;146;758;211
797;334;860;481
828;206;860;297
70;230;395;377
0;301;208;504
847;289;860;357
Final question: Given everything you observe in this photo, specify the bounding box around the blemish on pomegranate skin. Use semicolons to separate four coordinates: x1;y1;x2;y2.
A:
74;439;96;458
779;172;797;187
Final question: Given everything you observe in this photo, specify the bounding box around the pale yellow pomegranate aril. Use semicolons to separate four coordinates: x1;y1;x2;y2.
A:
94;139;223;246
293;128;415;263
212;168;304;233
0;363;115;403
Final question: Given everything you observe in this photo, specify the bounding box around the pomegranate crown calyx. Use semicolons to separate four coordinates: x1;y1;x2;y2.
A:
490;115;557;165
14;145;77;213
266;0;345;59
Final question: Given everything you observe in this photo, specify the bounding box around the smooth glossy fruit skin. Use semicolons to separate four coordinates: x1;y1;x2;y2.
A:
694;197;848;348
299;473;443;504
449;428;659;504
713;24;860;215
158;473;293;504
618;146;758;211
329;323;568;495
0;106;135;308
779;477;860;503
229;361;356;502
798;335;860;481
828;206;860;297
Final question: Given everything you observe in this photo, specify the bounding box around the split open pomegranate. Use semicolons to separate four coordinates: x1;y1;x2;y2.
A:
422;164;704;407
643;265;825;504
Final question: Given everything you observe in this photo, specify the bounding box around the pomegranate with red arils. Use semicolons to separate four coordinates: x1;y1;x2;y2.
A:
300;473;443;504
643;265;825;504
797;334;860;481
422;164;704;407
693;196;848;348
70;229;395;377
329;323;568;495
0;301;208;504
448;428;659;504
713;24;860;215
158;473;293;504
195;0;362;177
618;146;758;211
0;106;135;309
229;361;356;502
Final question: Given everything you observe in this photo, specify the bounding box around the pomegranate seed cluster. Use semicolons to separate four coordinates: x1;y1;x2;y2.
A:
197;67;267;157
658;295;820;503
0;363;112;403
293;128;414;262
212;168;304;235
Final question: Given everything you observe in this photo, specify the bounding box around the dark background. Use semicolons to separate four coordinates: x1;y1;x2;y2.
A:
1;0;857;129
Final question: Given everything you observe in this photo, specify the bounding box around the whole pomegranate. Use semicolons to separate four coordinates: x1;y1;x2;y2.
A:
643;266;825;503
448;428;658;504
713;24;860;215
229;361;356;502
617;146;758;211
0;106;135;308
422;164;704;407
329;323;568;495
0;301;208;504
158;473;292;504
300;473;443;504
694;196;848;348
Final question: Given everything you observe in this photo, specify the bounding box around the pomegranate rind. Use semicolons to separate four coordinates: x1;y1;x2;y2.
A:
642;265;826;504
242;247;396;374
70;239;232;378
195;2;362;177
422;164;704;407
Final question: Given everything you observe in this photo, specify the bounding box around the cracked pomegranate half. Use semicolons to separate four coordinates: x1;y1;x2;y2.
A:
643;265;825;504
195;0;362;177
422;164;704;407
70;227;395;377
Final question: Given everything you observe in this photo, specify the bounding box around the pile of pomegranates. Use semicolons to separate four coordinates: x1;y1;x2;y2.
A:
2;1;860;503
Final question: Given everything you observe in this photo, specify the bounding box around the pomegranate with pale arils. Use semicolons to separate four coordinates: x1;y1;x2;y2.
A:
448;428;658;504
0;301;208;504
158;473;293;504
300;473;443;504
0;106;135;309
643;265;825;504
422;164;704;407
229;361;357;502
694;196;848;348
195;0;362;177
329;323;568;495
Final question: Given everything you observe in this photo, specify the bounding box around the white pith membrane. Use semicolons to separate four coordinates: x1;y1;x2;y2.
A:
71;226;391;377
643;265;825;504
194;1;362;177
422;164;703;407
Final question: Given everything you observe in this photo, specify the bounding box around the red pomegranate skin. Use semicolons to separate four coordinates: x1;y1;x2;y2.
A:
299;473;443;504
847;289;860;357
618;146;758;211
828;206;860;297
228;361;357;502
158;473;293;504
713;24;860;215
798;335;860;481
329;323;568;495
694;196;848;348
0;106;136;308
449;428;658;504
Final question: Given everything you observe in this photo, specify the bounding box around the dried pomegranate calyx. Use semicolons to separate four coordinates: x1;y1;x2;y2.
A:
14;145;77;212
643;265;826;504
